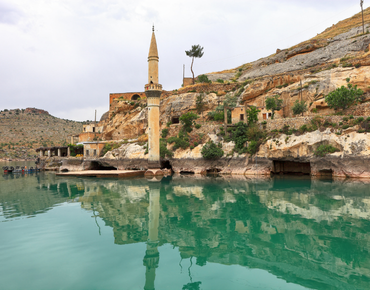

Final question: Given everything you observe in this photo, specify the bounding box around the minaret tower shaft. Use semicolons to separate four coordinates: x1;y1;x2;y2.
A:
145;26;162;169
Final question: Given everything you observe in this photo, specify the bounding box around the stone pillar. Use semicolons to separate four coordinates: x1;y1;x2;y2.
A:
147;91;161;168
67;147;70;157
70;136;74;145
48;150;51;158
57;148;61;157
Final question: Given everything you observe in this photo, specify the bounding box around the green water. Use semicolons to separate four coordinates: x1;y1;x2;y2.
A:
1;169;370;289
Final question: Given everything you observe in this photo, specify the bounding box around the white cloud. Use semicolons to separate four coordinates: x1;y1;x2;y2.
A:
0;0;364;120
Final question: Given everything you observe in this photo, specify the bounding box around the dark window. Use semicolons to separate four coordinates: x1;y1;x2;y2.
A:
131;94;140;100
93;127;95;132
240;114;244;121
93;150;97;156
172;117;180;124
86;150;89;156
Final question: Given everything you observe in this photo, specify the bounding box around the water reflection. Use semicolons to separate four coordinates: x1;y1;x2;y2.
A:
1;174;370;289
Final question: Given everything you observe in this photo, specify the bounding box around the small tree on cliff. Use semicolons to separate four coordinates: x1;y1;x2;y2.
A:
265;95;283;119
246;106;260;124
292;100;307;116
325;79;364;111
185;45;204;84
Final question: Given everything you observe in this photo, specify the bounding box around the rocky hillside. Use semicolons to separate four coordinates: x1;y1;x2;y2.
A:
0;108;83;160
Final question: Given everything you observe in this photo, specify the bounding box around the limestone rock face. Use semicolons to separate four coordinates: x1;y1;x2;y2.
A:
257;129;370;178
259;129;370;159
241;66;370;118
104;143;147;160
160;92;219;124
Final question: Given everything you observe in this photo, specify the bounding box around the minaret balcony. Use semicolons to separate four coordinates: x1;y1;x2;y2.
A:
145;83;162;91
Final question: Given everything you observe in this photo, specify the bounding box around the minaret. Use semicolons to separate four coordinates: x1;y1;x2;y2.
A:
145;26;163;172
143;184;161;290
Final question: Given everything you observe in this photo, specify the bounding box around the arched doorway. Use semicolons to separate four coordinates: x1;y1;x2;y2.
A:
131;94;140;100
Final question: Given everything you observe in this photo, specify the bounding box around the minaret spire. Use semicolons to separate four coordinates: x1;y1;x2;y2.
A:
145;26;163;175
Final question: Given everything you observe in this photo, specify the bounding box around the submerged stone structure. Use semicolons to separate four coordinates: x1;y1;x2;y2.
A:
145;26;163;173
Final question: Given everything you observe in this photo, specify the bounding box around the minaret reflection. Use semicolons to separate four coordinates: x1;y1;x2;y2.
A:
143;182;161;290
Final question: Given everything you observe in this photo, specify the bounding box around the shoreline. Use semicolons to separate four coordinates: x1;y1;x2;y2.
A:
0;158;37;162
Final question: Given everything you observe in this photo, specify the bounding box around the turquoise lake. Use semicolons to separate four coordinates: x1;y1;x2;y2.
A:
1;166;370;289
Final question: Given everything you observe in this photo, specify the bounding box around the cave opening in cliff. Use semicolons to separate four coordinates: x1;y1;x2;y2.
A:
206;168;221;174
161;160;172;170
180;171;195;175
318;169;333;178
89;161;117;171
272;160;311;176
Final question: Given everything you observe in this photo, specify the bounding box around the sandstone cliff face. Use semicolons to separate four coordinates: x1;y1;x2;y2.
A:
87;22;370;179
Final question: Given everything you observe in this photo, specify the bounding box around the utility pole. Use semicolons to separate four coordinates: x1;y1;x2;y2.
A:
361;0;365;34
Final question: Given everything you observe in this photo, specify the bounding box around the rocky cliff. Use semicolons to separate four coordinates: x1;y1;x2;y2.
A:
63;9;370;178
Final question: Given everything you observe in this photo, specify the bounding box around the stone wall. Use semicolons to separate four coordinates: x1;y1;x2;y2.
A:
109;92;146;105
263;105;370;131
264;116;345;131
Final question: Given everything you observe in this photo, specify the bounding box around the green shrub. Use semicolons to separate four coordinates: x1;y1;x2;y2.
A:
358;129;365;133
180;112;198;132
167;137;177;144
367;117;370;122
292;100;307;116
190;145;194;150
246;140;259;155
325;82;363;111
355;117;364;124
195;93;205;114
339;122;343;126
208;110;224;121
168;137;189;150
349;115;354;119
216;79;224;83
342;125;349;129
265;95;283;119
195;124;201;129
201;140;224;159
197;74;212;83
299;125;308;133
166;121;172;127
246;106;260;124
162;128;169;138
343;117;349;122
160;141;173;158
231;122;249;152
314;144;339;157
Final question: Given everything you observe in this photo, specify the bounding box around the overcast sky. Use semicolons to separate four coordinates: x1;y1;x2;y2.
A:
0;0;365;121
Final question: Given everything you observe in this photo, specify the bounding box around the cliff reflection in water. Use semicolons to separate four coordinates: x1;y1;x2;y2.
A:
2;173;370;289
76;176;370;290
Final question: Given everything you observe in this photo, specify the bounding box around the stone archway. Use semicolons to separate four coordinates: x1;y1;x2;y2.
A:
131;94;140;100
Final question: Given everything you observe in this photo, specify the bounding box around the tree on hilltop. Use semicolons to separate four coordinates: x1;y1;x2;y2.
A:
185;45;204;84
